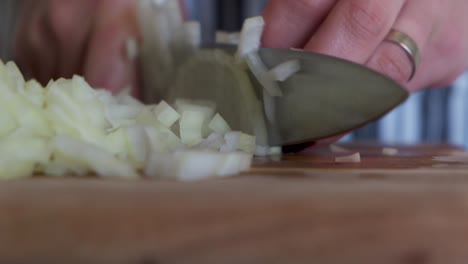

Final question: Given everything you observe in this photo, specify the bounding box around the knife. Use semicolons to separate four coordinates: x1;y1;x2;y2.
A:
136;1;409;147
164;44;409;147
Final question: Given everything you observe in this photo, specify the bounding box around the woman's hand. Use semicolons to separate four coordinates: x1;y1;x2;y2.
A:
15;0;140;95
262;0;468;91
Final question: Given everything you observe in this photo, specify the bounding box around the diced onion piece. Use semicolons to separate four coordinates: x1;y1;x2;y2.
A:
0;160;35;180
238;16;265;58
145;124;182;152
335;153;361;163
290;48;304;52
135;106;159;126
382;147;399;156
176;99;215;137
0;110;17;137
42;153;89;177
104;128;129;160
126;37;139;60
145;151;223;181
95;89;116;105
105;104;141;129
179;110;206;146
255;145;283;156
53;135;138;179
145;150;252;181
152;100;181;128
219;132;255;154
215;31;241;45
24;80;46;107
0;136;51;179
268;146;283;156
208;113;232;135
175;99;216;116
245;53;283;97
268;59;301;82
184;21;201;48
220;132;241;153
330;144;351;154
238;133;256;153
5;61;25;91
218;152;253;177
196;133;225;151
116;88;145;108
0;136;51;165
126;125;150;169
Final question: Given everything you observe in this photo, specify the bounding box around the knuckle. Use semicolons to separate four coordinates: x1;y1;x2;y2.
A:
342;0;389;41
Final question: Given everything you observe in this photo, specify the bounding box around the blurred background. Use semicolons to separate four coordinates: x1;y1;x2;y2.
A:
1;0;467;148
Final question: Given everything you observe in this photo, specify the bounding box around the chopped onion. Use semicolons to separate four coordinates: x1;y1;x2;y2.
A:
245;53;283;97
179;110;207;146
145;150;252;181
218;152;252;177
268;60;301;82
125;37;140;60
335;153;361;163
125;125;150;169
208;113;232;135
175;99;215;137
0;110;17;136
196;133;225;151
220;132;256;154
53;135;138;179
152;100;181;127
184;21;201;48
238;16;265;58
382;147;399;156
255;145;283;156
290;48;304;52
238;133;256;153
220;132;241;153
215;31;241;45
0;19;269;181
0;161;35;180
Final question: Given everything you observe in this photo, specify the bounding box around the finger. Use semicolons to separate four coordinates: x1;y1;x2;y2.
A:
261;0;337;49
27;6;58;84
15;0;36;78
15;1;57;84
366;0;437;88
47;0;97;79
83;0;140;95
304;0;405;63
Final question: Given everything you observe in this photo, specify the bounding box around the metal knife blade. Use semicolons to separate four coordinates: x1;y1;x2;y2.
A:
255;47;409;146
164;45;408;146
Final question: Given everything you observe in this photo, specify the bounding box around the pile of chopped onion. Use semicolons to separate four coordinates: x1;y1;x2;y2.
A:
0;60;254;181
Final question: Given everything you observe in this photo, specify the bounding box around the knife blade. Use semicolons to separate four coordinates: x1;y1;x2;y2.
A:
164;44;409;146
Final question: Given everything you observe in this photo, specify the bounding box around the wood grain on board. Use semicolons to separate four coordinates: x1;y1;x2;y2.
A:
1;143;468;264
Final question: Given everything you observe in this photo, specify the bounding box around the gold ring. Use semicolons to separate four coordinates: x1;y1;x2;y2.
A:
385;29;421;81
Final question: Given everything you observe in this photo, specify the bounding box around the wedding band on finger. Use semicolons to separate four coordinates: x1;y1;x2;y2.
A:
384;29;421;81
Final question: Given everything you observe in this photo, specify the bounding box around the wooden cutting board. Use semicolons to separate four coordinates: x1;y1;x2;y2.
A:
2;143;468;264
